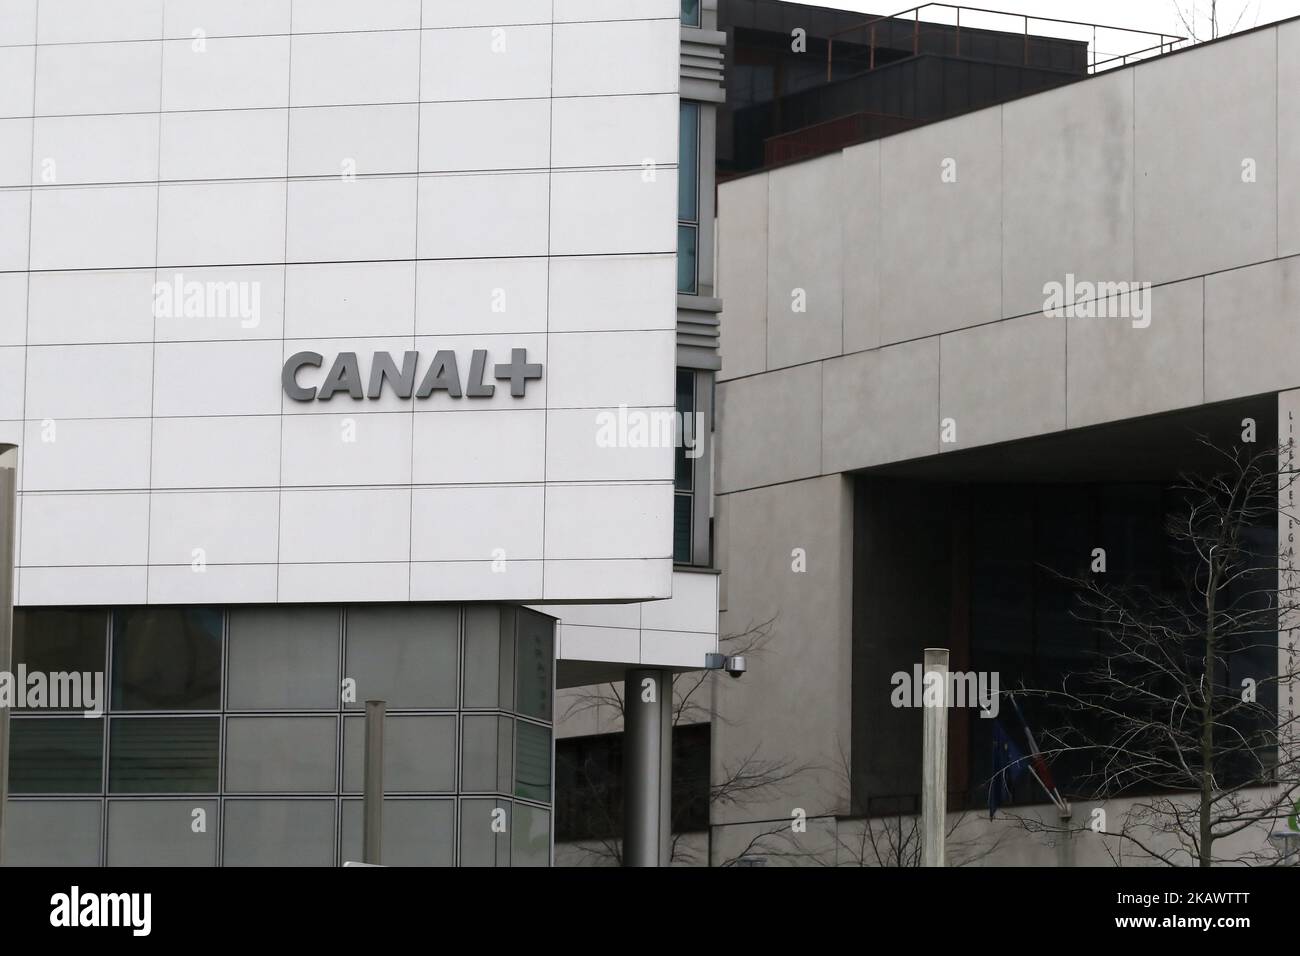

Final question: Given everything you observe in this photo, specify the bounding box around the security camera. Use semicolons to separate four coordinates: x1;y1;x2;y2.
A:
704;653;748;679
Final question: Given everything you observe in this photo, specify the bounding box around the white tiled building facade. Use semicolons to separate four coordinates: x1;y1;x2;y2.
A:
0;0;680;607
0;0;720;867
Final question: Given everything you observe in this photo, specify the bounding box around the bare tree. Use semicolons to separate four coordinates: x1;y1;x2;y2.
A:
1016;438;1300;866
1171;0;1261;43
556;616;814;865
710;742;1005;867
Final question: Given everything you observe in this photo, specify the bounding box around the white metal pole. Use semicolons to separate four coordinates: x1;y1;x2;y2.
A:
922;647;949;868
0;445;18;866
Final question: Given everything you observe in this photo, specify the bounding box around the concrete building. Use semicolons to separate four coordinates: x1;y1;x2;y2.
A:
0;0;720;867
709;13;1300;865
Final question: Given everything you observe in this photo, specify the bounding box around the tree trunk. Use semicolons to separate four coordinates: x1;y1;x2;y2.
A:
1199;562;1217;867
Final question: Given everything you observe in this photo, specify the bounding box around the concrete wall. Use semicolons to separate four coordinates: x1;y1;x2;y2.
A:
717;20;1300;492
0;0;682;606
714;474;854;822
711;20;1300;864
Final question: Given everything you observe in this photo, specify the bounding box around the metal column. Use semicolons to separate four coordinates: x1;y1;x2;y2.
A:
623;667;673;866
362;699;386;865
0;444;17;866
922;647;949;867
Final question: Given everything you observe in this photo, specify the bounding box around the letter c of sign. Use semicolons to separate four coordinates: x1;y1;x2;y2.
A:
283;351;324;401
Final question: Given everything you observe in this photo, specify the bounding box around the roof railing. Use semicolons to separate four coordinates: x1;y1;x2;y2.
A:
826;3;1187;82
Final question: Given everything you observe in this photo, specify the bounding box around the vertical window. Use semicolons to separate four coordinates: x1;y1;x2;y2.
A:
8;718;103;793
111;607;222;710
674;368;696;563
678;102;700;294
681;0;701;28
13;609;108;711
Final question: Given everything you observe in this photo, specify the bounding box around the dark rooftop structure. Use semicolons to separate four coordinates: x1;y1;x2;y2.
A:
718;1;1185;177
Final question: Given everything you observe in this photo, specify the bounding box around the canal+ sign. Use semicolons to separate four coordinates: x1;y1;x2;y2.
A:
283;349;542;402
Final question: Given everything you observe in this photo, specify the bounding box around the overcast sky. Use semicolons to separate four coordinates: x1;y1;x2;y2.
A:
789;0;1299;52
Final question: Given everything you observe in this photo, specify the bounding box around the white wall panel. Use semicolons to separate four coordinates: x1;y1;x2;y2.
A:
28;270;154;345
544;407;675;482
151;416;282;489
22;417;151;491
415;258;548;336
289;105;418;178
9;3;676;607
0;274;27;346
548;256;675;334
32;114;160;186
159;109;289;181
147;490;280;565
550;169;676;256
36;42;160;115
280;412;413;487
0;191;28;271
22;566;147;606
418;100;549;172
157;181;286;268
544;483;672;560
278;488;411;564
0;1;37;46
21;492;150;567
30;186;156;271
546;331;673;409
286;262;416;340
287;177;417;263
0;47;35;119
552;20;677;97
420;26;551;101
153;340;283;417
422;1;552;28
417;173;549;259
161;36;289;112
148;564;278;604
411;485;544;561
163;0;291;39
411;409;545;485
25;343;154;420
0;348;25;420
290;31;420;108
293;0;420;34
551;94;676;169
410;559;543;602
0;117;31;187
37;0;163;44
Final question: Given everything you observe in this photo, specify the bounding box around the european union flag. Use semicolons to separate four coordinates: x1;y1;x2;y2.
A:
989;718;1027;819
